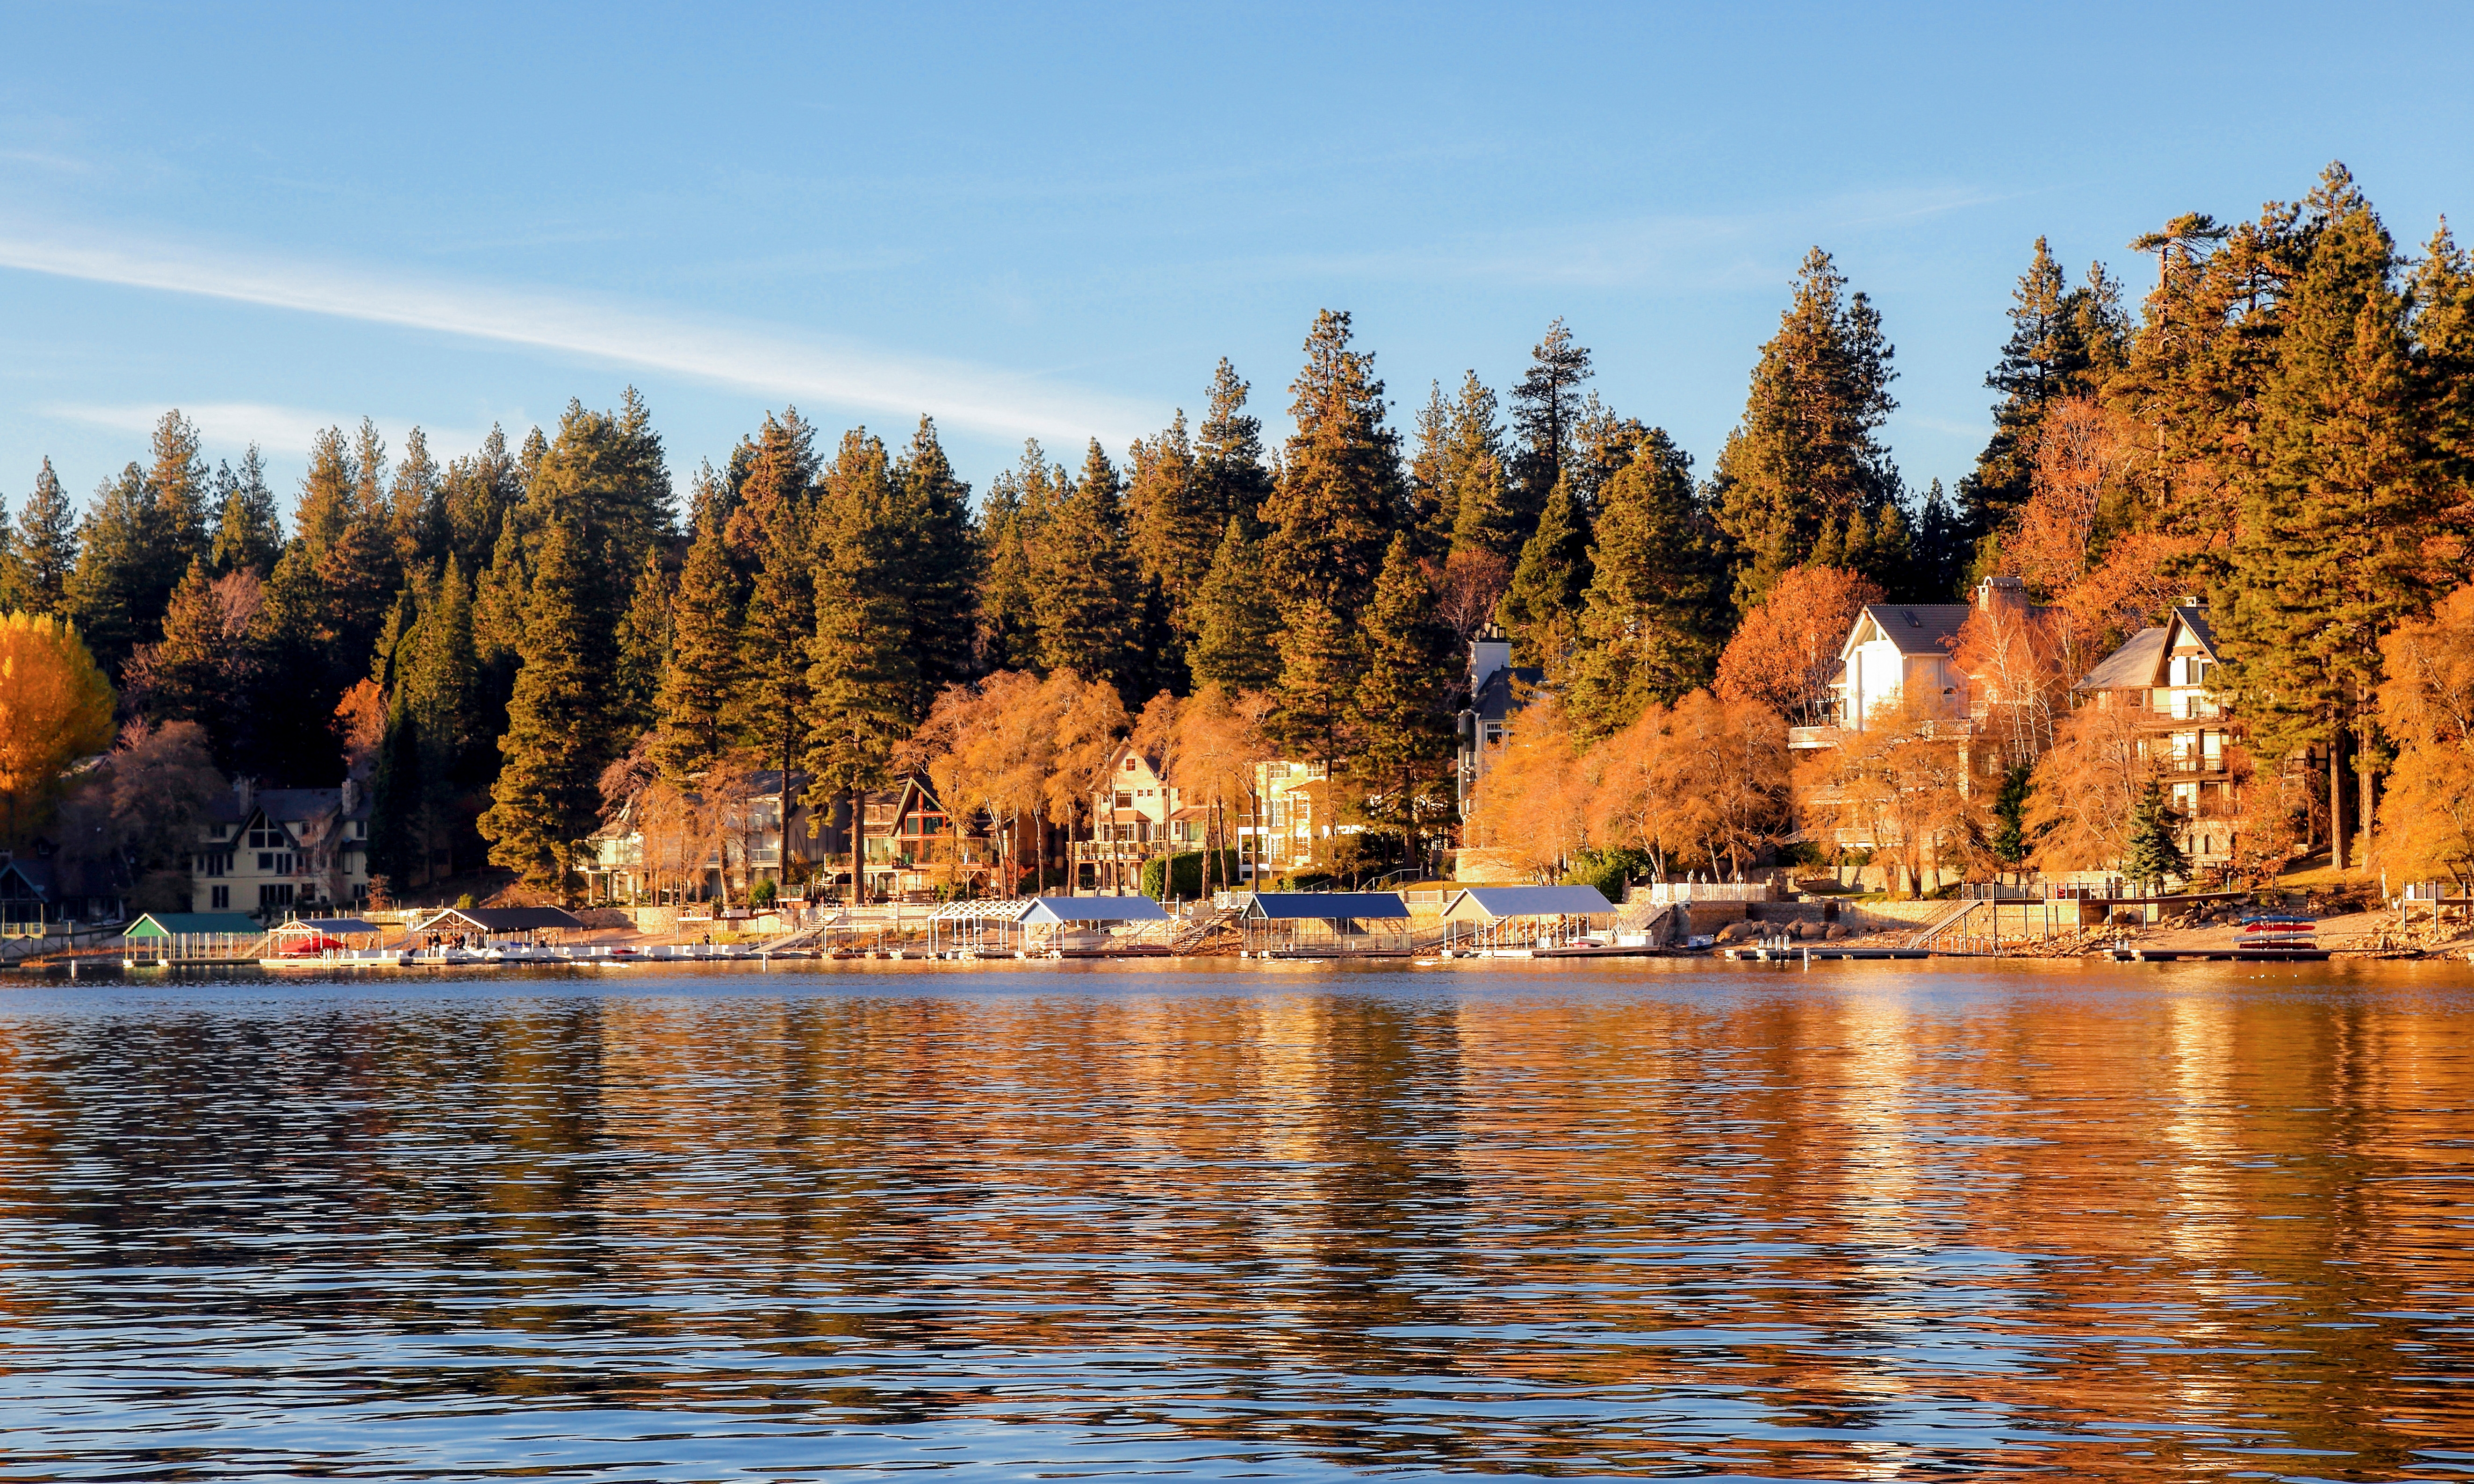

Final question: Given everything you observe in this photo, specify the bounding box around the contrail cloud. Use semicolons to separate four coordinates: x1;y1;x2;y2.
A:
0;232;1155;446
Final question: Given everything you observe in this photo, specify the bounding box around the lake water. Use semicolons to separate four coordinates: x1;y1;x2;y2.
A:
2;959;2472;1480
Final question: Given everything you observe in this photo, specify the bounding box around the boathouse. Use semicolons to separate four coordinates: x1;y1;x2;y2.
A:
123;911;266;965
1242;891;1412;956
1438;885;1617;951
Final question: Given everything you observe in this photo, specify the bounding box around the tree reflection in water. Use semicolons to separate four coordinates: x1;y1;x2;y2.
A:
0;961;2469;1479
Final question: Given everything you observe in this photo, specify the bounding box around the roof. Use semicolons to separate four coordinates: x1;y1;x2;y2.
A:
273;917;383;934
2169;603;2219;656
1439;885;1616;921
410;906;586;933
1470;666;1547;723
1848;604;1974;659
1246;892;1410;920
1015;895;1170;924
126;911;265;937
2076;626;2168;691
203;785;372;826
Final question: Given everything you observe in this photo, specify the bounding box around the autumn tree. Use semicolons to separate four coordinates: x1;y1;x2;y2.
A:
2374;584;2474;887
0;612;115;843
1465;690;1592;882
1795;694;1978;895
2022;700;2154;880
1590;690;1791;881
1712;564;1882;725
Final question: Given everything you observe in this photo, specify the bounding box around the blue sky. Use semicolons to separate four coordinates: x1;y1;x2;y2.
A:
4;2;2469;521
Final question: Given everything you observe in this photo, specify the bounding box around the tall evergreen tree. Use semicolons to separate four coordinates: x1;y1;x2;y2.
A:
441;425;521;574
1030;439;1139;696
14;459;77;617
389;426;446;573
2119;780;2190;890
1510;318;1593;523
1909;477;1966;600
739;429;824;793
1956;239;2127;547
1712;247;1905;610
614;543;675;735
65;463;161;676
1436;372;1518;559
1187;517;1280;694
1259;310;1405;620
148;410;211;580
1268;595;1360;771
1495;475;1591;669
209;445;282;575
1351;533;1456;866
1127;409;1216;679
973;458;1044;674
1194;359;1274;532
479;516;618;900
1564;429;1731;739
294;425;360;561
802;437;921;899
652;513;742;781
2213;165;2445;868
887;416;981;697
133;558;242;738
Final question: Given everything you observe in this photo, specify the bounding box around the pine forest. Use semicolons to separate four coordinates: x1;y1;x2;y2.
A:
6;163;2474;910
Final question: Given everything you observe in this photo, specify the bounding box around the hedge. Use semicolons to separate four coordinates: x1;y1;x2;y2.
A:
1141;849;1243;900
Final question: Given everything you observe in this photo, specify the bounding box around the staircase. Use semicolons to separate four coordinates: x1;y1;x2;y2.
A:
1913;898;1989;953
1170;903;1245;953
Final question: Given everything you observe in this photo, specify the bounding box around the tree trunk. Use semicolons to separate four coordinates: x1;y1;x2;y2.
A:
850;783;863;903
2330;730;2348;871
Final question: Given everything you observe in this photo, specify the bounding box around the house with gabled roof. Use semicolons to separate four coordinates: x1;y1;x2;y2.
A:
2072;600;2240;865
188;779;373;917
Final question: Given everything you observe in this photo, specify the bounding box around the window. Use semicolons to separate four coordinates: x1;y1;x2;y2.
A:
210;886;230;910
248;826;278;849
1123;757;1138;772
258;883;294;908
1115;792;1135;810
257;852;276;872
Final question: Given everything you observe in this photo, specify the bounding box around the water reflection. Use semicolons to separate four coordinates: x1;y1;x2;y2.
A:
0;961;2470;1479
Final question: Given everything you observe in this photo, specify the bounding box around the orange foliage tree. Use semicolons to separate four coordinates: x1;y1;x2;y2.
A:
1945;600;2066;770
2374;585;2474;887
0;612;116;844
2021;701;2154;878
1590;691;1791;881
1466;689;1595;882
1794;695;1979;895
1714;564;1882;725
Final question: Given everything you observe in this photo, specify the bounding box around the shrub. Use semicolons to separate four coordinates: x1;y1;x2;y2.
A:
750;878;778;909
1142;849;1242;900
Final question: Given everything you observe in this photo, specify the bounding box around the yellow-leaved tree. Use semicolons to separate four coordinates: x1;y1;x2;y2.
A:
0;612;116;843
2375;585;2474;889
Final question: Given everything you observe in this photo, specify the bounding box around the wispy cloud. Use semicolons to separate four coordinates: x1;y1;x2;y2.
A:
39;400;496;464
0;230;1158;445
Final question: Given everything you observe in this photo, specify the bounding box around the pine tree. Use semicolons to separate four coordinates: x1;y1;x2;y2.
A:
295;426;359;561
723;408;818;572
441;426;520;574
1188;517;1280;694
130;557;242;740
1495;474;1591;669
739;434;823;792
973;458;1044;674
1351;533;1455;867
2119;780;2190;890
14;459;77;617
389;427;446;572
1030;439;1139;695
367;688;424;896
480;516;618;900
1259;310;1405;620
885;416;980;698
1712;247;1904;611
1564;430;1730;740
1127;409;1218;677
2214;165;2443;869
1268;595;1360;769
148;410;211;581
1909;477;1964;600
614;543;675;735
1194;359;1274;532
65;463;160;676
209;445;282;575
1955;239;2120;547
1438;372;1518;559
803;440;921;899
652;513;742;781
1510;318;1593;523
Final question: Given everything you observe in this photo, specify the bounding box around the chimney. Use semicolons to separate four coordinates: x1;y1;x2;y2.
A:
1973;574;2028;617
233;776;256;814
1469;624;1512;694
341;778;360;814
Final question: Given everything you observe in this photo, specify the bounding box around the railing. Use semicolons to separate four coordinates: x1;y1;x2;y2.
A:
1633;882;1771;904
